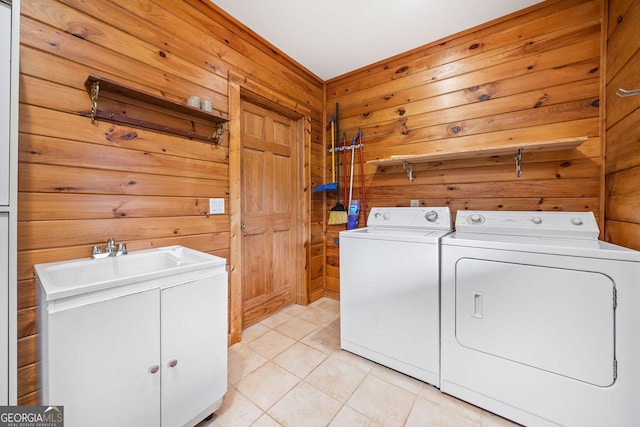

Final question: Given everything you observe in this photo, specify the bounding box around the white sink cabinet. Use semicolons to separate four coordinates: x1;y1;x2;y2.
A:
37;246;228;427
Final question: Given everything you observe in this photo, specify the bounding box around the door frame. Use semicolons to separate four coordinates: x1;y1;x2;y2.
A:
228;72;311;344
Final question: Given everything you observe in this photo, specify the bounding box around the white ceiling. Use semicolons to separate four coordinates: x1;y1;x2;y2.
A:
209;0;545;80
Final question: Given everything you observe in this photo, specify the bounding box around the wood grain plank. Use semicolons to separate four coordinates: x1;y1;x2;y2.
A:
606;165;640;223
19;193;222;221
365;178;599;200
605;104;640;174
359;197;600;213
606;0;640;80
17;363;38;397
604;220;640;250
18;215;229;250
18;163;228;197
607;0;634;37
20;134;228;181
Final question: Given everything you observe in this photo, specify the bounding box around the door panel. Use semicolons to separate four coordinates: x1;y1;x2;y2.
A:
273;154;291;213
0;214;7;404
242;148;266;214
48;290;161;427
241;101;296;327
161;275;228;427
455;257;615;386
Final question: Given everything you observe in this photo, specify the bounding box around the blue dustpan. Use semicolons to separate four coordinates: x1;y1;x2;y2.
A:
313;182;337;192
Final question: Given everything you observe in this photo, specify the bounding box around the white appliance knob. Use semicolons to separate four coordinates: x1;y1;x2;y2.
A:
374;212;381;219
383;212;391;220
469;214;484;224
571;218;583;226
532;217;542;224
425;210;438;222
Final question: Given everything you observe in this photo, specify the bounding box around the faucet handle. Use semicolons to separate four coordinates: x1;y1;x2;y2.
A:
117;243;128;255
91;245;103;259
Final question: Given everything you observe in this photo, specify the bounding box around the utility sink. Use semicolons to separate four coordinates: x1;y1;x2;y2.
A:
35;245;226;300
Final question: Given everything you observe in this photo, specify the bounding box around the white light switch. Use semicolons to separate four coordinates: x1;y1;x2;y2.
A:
209;198;225;214
410;199;419;207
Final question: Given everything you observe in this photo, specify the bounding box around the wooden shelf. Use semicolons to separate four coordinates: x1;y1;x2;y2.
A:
367;137;588;167
84;75;228;144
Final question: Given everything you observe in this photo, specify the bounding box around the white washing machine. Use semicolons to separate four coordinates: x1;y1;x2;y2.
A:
440;210;640;427
339;206;452;385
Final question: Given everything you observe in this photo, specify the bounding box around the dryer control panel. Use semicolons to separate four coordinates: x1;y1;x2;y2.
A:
455;210;599;239
367;207;452;230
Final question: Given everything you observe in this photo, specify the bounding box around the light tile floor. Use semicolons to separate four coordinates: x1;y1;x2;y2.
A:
199;298;520;427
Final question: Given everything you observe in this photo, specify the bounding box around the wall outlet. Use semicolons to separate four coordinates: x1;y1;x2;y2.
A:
410;199;420;207
209;198;225;214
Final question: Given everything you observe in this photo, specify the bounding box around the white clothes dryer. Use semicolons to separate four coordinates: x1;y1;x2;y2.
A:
340;207;452;385
440;210;640;427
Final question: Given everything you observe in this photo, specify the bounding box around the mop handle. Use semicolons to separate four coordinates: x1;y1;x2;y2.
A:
359;129;367;226
330;116;335;183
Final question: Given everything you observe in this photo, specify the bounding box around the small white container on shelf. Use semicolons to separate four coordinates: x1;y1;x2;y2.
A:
187;95;200;108
201;99;212;112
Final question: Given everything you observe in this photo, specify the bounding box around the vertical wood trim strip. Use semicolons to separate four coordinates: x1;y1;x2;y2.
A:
228;79;242;345
599;0;608;237
297;111;312;305
320;83;328;299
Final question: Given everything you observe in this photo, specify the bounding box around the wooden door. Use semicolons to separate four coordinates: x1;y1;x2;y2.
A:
240;101;297;327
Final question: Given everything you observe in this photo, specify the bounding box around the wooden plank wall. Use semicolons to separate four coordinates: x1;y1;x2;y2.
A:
16;0;324;405
324;0;603;298
605;0;640;249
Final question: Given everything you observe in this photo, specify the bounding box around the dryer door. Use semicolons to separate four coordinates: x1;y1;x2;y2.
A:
455;257;615;386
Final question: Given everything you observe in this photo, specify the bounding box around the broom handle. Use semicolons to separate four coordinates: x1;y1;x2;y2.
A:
330;117;335;183
348;134;356;208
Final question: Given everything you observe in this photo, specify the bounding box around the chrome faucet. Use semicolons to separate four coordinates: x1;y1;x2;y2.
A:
106;238;116;254
91;238;127;259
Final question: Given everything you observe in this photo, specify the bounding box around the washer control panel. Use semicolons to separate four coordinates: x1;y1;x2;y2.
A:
367;207;452;230
455;210;600;239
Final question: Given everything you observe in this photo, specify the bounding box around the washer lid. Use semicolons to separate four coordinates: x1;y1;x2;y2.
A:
342;227;451;240
366;207;452;231
455;210;599;240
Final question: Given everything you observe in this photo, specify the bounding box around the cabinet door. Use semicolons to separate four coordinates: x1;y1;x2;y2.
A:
0;214;7;404
161;273;228;427
0;2;11;206
47;289;161;427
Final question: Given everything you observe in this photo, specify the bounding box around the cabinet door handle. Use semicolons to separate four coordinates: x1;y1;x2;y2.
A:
169;359;178;368
149;365;160;374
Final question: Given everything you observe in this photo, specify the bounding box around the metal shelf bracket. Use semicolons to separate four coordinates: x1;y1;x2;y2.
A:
515;149;523;178
90;81;100;125
214;123;225;146
403;161;414;182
